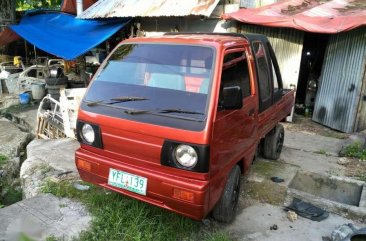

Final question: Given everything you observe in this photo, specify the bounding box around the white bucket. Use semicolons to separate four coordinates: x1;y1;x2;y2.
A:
31;83;46;100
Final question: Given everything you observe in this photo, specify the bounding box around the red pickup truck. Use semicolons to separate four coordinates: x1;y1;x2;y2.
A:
75;33;295;222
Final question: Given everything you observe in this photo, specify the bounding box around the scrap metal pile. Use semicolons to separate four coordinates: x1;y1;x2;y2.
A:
0;57;88;139
36;87;86;139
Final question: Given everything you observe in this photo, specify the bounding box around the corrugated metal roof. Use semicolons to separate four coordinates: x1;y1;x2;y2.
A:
313;28;366;133
61;0;97;15
78;0;221;19
224;0;366;33
241;24;304;89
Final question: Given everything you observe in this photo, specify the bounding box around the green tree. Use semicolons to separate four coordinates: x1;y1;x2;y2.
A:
16;0;62;11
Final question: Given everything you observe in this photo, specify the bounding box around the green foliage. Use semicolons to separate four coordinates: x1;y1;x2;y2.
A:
343;142;366;161
1;186;22;206
206;233;231;241
16;0;62;11
42;181;232;241
315;149;328;155
19;233;36;241
0;154;8;166
45;235;58;241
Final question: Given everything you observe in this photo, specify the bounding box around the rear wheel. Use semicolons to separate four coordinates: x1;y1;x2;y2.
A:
263;124;284;160
212;165;241;223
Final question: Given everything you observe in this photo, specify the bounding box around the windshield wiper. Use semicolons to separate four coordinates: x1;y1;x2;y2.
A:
85;96;148;107
123;108;206;122
108;96;149;104
158;108;204;115
124;108;204;115
86;100;104;107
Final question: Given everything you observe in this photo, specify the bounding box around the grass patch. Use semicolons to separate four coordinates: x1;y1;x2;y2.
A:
0;186;22;206
0;153;8;166
343;142;366;161
358;173;366;182
43;181;231;241
244;180;286;206
315;149;328;155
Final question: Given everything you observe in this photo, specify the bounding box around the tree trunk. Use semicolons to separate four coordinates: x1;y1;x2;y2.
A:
0;0;16;57
0;0;16;30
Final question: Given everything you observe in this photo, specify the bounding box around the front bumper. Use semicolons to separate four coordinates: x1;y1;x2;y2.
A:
75;148;210;220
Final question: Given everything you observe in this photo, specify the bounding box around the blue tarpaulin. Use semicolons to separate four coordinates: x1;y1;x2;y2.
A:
10;11;130;60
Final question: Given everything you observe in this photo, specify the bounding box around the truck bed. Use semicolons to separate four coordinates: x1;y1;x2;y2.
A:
258;88;295;139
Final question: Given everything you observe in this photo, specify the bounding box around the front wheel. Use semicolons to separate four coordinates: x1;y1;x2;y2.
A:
212;165;241;223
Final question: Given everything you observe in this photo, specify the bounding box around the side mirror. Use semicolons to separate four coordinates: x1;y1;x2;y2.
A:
222;86;243;110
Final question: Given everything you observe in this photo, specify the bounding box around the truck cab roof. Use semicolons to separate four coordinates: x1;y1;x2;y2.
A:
123;32;270;48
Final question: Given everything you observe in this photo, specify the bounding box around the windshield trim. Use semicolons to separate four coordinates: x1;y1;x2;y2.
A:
83;100;206;122
84;42;216;130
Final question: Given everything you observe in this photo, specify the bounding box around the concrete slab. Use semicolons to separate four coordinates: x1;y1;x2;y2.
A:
0;118;32;158
280;147;345;176
20;139;80;199
0;193;91;241
248;158;299;187
1;105;38;134
0;95;19;111
285;130;344;156
226;203;361;241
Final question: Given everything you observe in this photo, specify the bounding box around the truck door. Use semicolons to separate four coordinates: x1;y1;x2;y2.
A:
211;48;258;178
252;41;280;136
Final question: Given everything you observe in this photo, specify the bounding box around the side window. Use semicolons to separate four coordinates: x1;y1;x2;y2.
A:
220;51;251;103
252;42;271;102
272;61;278;89
267;42;283;91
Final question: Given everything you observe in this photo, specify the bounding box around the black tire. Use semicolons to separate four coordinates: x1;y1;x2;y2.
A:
45;76;68;86
212;165;241;223
47;88;60;94
41;99;51;110
67;81;87;88
263;124;284;160
46;84;66;90
50;94;60;100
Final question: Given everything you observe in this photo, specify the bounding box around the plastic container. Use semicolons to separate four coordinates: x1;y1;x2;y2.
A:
19;92;30;105
31;83;46;100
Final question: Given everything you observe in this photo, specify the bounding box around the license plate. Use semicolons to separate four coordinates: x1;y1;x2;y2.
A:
108;168;147;195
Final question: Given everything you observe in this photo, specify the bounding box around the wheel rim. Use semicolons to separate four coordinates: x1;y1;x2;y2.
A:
276;131;284;154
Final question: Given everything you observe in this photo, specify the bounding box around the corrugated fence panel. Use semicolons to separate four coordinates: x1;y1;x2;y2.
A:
241;24;304;89
313;28;366;133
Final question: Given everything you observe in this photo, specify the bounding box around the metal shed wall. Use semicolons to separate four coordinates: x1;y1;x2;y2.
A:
313;28;366;133
240;24;304;89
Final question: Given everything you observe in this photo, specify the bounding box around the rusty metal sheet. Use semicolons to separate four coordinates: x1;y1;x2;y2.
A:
61;0;97;14
78;0;220;19
313;28;366;133
224;0;366;34
0;28;19;46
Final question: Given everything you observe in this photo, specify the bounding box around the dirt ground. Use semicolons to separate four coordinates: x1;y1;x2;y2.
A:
344;158;366;182
283;114;349;139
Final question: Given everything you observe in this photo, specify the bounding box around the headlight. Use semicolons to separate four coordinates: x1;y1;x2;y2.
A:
174;145;198;168
81;124;95;144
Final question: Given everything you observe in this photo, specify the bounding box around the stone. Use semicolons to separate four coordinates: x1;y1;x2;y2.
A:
287;211;297;222
337;157;351;165
0;118;32;158
0;193;91;241
0;118;33;203
20;139;80;199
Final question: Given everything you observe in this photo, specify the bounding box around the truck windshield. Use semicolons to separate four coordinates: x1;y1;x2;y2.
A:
82;43;214;131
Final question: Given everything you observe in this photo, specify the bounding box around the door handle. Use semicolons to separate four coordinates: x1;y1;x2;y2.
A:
249;109;255;116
